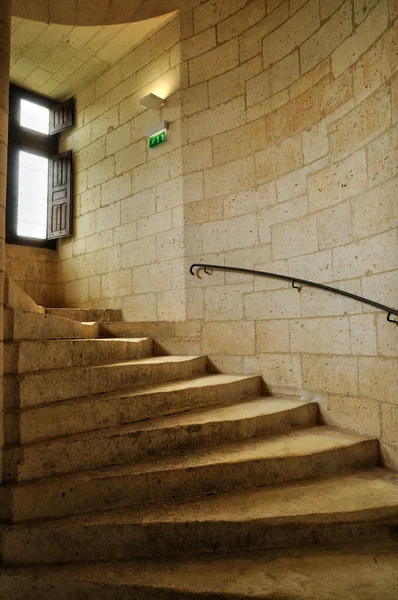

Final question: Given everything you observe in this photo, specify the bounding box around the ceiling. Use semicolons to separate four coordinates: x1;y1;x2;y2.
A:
10;13;175;100
11;0;187;26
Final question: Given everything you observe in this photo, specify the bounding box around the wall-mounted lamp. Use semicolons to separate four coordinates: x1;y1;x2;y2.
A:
140;93;165;110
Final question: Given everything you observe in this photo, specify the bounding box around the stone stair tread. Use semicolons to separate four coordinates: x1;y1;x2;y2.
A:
21;354;204;376
8;467;398;530
19;395;313;448
12;426;375;488
19;374;259;413
1;541;397;599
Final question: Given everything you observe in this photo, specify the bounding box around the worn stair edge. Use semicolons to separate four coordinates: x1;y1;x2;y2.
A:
4;309;100;341
18;355;208;408
13;398;319;481
3;468;398;564
0;540;398;600
10;427;378;522
17;375;263;444
46;308;122;322
5;338;154;374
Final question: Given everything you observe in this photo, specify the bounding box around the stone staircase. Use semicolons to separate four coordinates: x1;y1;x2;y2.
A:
0;281;397;598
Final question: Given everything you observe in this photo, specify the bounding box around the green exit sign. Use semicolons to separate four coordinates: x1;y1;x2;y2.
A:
149;129;167;149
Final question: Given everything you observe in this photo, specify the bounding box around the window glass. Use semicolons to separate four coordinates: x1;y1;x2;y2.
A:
17;151;48;239
20;99;49;134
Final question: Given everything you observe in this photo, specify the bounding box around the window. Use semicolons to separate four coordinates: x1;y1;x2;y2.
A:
6;85;74;249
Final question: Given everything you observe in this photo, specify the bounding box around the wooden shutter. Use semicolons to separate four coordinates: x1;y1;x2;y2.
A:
47;151;73;239
49;98;74;134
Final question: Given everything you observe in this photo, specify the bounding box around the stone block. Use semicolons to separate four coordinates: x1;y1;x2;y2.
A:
122;293;157;321
202;321;255;355
350;314;378;356
381;403;398;446
95;246;121;275
204;283;253;321
291;317;351;354
303;354;359;396
263;0;320;68
269;51;300;94
362;271;398;309
194;0;248;34
150;17;180;59
333;230;398;280
181;82;208;117
300;0;352;74
209;56;262;106
157;228;185;260
84;94;110;125
318;70;353;117
244;353;303;388
122;41;150;80
302;120;329;164
95;201;120;233
224;184;277;218
121;237;157;269
115;140;146;176
133;154;169;194
217;0;266;43
181;139;212;174
353;23;398;103
321;394;381;437
170;28;216;67
136;210;172;239
188;96;245;143
101;173;131;206
136;52;170;90
308;150;367;213
213;119;266;167
87;156;114;189
290;58;330;100
189;39;239;85
367;130;396;189
351;177;398;240
300;278;363;318
256;320;290;352
331;0;389;78
106;124;131;157
246;70;270;108
268;87;320;143
95;63;121;99
244;288;301;320
317;201;352;250
255;134;303;183
121;188;156;224
288;249;333;282
76;137;106;171
202;213;258;253
377;313;398;357
359;356;397;404
272;214;318;260
101;269;132;298
330;87;391;162
204;156;255;199
133;261;172;293
183;196;224;225
240;2;289;63
259;195;308;244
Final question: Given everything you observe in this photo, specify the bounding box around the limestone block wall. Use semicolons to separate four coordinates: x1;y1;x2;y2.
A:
5;244;56;306
58;0;398;466
0;0;11;484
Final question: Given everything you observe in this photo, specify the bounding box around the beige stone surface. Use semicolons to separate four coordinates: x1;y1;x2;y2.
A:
51;0;397;459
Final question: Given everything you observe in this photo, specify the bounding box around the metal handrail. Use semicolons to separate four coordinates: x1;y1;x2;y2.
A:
189;263;398;324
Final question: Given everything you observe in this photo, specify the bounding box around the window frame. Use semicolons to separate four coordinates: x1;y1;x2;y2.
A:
7;85;60;250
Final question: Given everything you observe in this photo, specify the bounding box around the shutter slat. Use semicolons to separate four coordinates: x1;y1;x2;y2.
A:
47;151;73;239
50;98;74;135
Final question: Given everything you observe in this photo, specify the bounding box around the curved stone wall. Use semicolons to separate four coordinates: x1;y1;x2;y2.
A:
57;0;397;464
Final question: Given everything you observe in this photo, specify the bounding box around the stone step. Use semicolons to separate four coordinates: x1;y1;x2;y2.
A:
4;278;45;315
3;468;397;564
4;338;153;374
18;374;263;444
10;426;378;522
46;308;122;322
18;355;208;408
4;309;99;341
1;540;397;599
13;397;318;481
